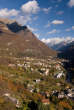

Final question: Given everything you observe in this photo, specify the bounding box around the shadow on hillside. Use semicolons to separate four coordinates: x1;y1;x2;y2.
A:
58;52;74;84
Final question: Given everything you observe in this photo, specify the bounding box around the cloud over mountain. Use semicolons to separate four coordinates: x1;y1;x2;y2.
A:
41;37;74;46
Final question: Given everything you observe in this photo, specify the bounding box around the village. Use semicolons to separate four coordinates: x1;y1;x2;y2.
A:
8;56;65;77
5;56;73;108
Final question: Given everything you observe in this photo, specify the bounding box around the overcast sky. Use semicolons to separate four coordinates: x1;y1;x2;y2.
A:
0;0;74;45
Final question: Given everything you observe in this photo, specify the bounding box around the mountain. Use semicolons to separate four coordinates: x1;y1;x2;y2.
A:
0;18;56;58
58;41;74;84
49;42;67;51
47;41;74;51
58;41;74;60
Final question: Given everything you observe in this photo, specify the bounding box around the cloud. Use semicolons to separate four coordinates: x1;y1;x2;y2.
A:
72;26;74;30
57;11;64;15
33;16;38;20
27;25;38;32
41;37;74;46
17;0;40;24
52;20;64;25
0;8;19;17
65;26;74;32
47;29;60;34
16;15;31;25
34;33;40;38
43;7;52;14
0;1;40;25
68;0;74;7
65;28;71;32
21;0;40;14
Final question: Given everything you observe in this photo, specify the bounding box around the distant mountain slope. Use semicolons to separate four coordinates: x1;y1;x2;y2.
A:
0;18;56;58
58;41;74;84
58;41;74;60
50;42;67;51
47;41;74;51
